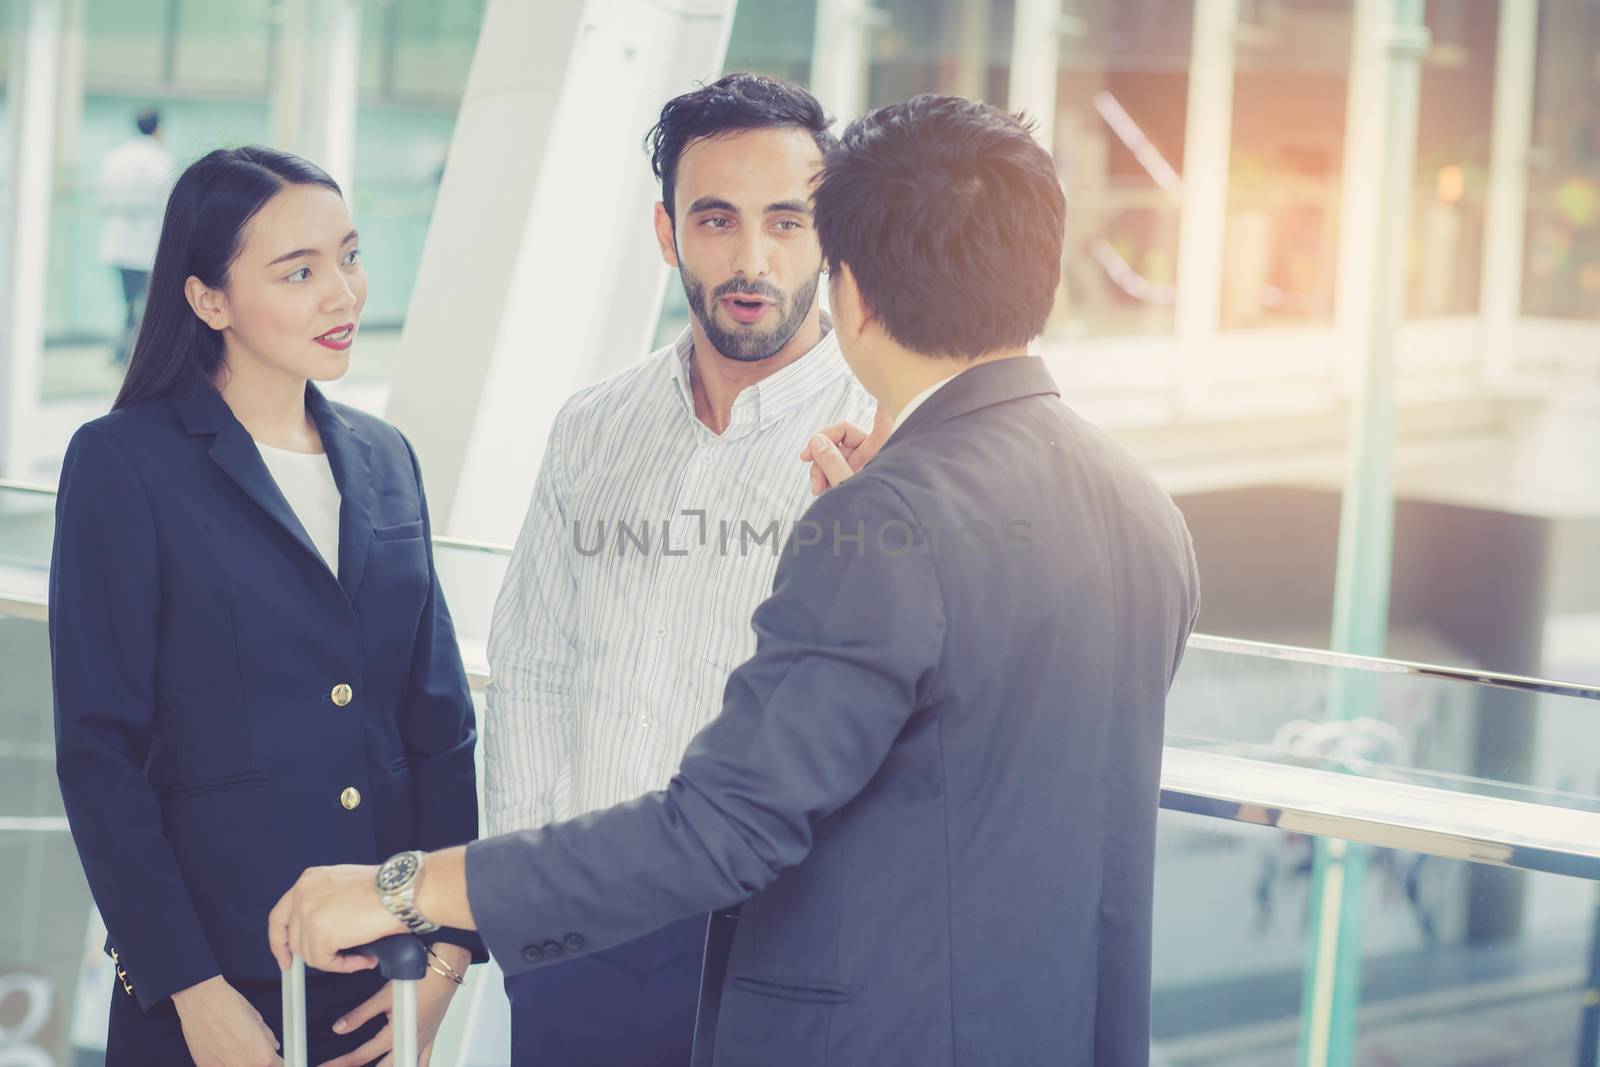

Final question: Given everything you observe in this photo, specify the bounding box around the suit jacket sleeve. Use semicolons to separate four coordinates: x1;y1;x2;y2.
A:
50;423;223;1008
394;432;487;962
465;474;947;974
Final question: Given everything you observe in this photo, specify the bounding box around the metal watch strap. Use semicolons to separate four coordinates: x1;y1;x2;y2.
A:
387;895;440;936
379;851;441;936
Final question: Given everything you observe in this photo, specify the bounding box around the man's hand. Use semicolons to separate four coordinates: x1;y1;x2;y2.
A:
171;974;284;1067
316;944;468;1067
268;864;405;974
800;407;891;494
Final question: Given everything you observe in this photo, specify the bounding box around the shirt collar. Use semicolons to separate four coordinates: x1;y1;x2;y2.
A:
667;312;849;434
892;369;965;433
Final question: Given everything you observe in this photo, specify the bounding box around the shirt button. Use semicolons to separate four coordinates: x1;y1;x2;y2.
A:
340;787;361;811
653;626;667;638
331;684;353;707
640;715;652;727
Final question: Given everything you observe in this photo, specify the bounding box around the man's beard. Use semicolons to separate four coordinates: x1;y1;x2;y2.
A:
680;265;820;363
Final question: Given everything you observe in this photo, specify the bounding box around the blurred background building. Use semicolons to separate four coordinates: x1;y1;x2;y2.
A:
3;1;1600;1065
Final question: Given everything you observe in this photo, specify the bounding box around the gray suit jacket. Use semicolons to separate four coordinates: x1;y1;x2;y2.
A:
468;356;1200;1065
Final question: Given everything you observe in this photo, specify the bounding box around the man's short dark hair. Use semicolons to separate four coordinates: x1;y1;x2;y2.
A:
646;73;838;224
136;108;160;136
813;94;1066;360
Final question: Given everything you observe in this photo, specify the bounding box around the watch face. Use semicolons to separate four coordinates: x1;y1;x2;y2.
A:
377;853;418;892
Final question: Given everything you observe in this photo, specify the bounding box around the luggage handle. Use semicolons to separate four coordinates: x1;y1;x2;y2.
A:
283;934;428;1067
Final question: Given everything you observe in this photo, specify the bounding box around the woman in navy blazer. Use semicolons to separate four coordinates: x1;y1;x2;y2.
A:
50;147;481;1066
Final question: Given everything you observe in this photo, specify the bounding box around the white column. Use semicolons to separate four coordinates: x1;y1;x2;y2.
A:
953;0;991;101
1008;0;1067;152
50;0;84;175
1172;0;1237;408
268;0;310;152
383;0;738;543
810;0;884;126
269;0;360;193
1479;0;1538;385
1332;0;1388;396
0;0;61;481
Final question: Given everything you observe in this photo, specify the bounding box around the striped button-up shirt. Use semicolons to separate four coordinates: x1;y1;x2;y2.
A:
483;323;877;835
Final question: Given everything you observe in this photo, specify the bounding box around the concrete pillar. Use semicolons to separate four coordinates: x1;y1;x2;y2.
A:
1008;0;1070;153
1172;0;1237;408
0;0;61;480
1332;0;1387;396
952;0;991;102
1479;0;1538;386
810;0;883;126
382;0;738;542
50;0;83;175
269;0;361;193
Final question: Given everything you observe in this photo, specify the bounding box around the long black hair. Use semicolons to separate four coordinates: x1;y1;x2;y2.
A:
113;146;343;411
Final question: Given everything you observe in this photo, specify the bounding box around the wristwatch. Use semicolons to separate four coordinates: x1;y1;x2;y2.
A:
376;850;441;936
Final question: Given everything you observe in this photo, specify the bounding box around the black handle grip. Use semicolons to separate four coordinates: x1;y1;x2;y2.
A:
347;934;428;981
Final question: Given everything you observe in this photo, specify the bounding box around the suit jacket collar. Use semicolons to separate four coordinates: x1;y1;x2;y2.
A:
886;356;1060;446
174;377;375;599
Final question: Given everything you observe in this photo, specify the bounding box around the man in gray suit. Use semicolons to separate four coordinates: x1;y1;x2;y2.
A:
273;94;1201;1066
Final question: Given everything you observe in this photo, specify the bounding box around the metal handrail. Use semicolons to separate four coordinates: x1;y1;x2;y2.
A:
1160;747;1600;880
1188;633;1600;702
7;732;1600;881
5;580;1594;704
0;592;47;622
0;479;57;496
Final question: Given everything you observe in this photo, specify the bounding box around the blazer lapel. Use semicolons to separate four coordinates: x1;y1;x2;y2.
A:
307;385;374;599
176;378;329;574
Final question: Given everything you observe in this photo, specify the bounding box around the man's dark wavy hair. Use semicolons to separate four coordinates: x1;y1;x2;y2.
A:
646;72;838;224
813;94;1067;359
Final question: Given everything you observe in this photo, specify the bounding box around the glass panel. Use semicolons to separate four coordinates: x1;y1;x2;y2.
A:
1167;641;1600;813
1522;0;1600;321
170;0;272;88
1152;810;1598;1066
359;0;397;98
866;0;1016;110
389;0;485;100
1407;0;1496;319
432;538;511;679
726;0;817;86
1223;0;1351;330
0;612;95;1066
9;485;1600;1066
84;0;168;84
0;485;56;603
45;95;270;404
1051;0;1192;339
348;1;483;350
349;104;456;331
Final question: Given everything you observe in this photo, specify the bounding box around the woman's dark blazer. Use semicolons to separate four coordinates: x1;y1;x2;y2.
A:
50;378;482;1011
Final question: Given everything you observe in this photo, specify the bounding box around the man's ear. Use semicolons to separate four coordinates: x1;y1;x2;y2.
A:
653;202;679;268
184;276;230;331
834;262;874;342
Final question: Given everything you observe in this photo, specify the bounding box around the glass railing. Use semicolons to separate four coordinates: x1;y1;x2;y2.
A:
4;480;1600;1066
1168;634;1600;813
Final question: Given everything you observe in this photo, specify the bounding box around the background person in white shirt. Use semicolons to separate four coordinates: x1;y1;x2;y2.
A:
98;108;175;365
482;73;881;1065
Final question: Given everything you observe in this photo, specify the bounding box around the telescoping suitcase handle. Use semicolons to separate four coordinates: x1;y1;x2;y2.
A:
283;934;429;1067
